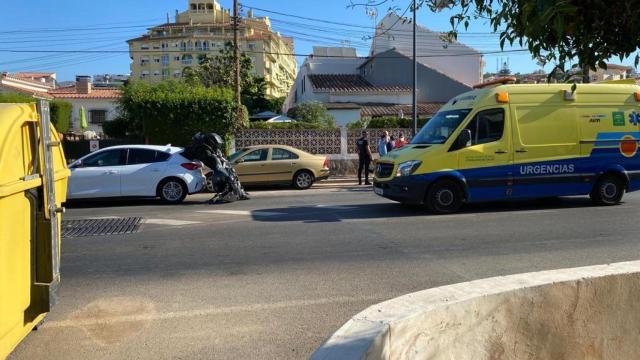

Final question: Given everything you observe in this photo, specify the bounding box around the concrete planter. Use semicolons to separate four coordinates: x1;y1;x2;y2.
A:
311;261;640;360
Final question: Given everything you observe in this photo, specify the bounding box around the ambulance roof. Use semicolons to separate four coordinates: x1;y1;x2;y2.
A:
442;83;640;112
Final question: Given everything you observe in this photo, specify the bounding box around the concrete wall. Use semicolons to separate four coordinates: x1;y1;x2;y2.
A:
67;99;118;133
327;108;361;127
362;49;472;103
373;12;483;86
284;55;366;112
311;261;640;360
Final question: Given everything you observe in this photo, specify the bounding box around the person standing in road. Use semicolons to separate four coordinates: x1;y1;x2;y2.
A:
356;130;372;185
378;131;389;157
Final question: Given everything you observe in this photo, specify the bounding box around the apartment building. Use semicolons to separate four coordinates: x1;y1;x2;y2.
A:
126;0;297;97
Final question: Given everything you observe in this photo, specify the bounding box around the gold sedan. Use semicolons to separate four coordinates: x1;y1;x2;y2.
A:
205;145;330;191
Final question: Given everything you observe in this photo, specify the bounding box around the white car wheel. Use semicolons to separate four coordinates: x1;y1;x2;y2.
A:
159;179;187;204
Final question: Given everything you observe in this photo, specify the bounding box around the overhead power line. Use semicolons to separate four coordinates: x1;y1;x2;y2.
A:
243;3;496;35
0;48;530;58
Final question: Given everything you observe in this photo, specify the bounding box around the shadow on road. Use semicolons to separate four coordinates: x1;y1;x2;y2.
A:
251;197;606;223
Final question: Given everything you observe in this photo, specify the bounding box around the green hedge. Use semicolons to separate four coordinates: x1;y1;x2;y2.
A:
248;121;323;129
102;117;130;138
0;93;34;103
50;100;72;133
119;81;248;146
366;116;430;129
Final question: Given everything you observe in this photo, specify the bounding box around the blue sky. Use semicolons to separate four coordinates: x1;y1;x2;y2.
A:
0;0;635;81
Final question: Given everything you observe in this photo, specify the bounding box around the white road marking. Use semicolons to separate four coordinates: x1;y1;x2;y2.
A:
144;219;201;226
197;210;285;216
42;295;385;329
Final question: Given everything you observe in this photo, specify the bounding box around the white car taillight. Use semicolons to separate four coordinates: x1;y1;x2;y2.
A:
181;162;201;171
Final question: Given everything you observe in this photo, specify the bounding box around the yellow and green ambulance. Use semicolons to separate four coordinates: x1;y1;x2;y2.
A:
373;80;640;213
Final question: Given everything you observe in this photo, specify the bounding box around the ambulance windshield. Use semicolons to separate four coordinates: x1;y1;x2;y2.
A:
411;109;472;145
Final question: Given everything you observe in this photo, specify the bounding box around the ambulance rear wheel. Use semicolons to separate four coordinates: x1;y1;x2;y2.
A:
426;179;463;214
590;175;625;206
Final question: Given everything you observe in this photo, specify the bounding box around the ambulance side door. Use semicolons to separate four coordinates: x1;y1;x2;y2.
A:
455;106;513;202
510;105;582;198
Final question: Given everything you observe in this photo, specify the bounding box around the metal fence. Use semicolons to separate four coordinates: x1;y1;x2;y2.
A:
234;128;412;156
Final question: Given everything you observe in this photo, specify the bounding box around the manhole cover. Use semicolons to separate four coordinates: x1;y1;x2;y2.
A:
62;217;143;238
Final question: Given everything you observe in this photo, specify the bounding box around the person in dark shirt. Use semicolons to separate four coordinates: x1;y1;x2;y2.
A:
356;130;372;185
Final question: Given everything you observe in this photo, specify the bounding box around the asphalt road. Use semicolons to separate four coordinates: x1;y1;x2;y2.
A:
9;184;640;360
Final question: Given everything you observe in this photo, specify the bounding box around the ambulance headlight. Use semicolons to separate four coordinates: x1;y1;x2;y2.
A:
396;160;422;177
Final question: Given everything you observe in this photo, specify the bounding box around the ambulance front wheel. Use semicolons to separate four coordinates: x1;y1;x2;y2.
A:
590;174;625;206
426;179;464;214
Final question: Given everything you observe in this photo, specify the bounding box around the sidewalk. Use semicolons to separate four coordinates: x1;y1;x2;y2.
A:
315;176;370;187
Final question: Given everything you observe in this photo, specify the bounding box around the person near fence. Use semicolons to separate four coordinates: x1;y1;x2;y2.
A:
378;131;389;157
396;133;408;148
356;130;372;185
387;136;396;152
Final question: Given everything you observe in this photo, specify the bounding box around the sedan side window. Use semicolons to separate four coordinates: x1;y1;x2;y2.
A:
82;149;127;167
271;148;299;160
128;149;166;165
242;149;268;162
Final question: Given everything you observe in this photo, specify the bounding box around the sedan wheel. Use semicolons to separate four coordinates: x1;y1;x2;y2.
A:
159;179;187;204
293;171;314;190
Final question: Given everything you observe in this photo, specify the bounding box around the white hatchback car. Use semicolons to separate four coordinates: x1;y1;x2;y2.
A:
67;145;206;204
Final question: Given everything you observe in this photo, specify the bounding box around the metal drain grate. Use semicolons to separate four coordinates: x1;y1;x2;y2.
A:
61;217;143;238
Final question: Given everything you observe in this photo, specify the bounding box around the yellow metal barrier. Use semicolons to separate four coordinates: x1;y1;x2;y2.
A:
0;102;69;359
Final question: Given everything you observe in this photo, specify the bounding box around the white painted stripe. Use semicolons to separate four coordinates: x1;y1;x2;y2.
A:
144;218;201;226
197;210;285;216
42;295;385;329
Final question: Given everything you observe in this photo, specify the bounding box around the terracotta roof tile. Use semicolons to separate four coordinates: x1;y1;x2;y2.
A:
308;74;411;93
14;72;55;78
48;86;121;99
358;102;443;117
0;82;53;99
1;74;55;88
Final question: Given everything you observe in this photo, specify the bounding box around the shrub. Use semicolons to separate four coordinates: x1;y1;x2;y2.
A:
0;93;34;103
367;116;399;128
248;121;323;129
50;100;72;133
102;117;131;138
346;119;368;129
287;101;336;128
118;81;248;146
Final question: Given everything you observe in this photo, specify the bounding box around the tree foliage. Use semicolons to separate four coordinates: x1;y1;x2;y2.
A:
117;81;247;146
426;0;640;76
183;41;274;114
287;101;336;128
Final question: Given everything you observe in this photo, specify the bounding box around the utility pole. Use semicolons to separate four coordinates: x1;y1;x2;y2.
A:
412;0;418;135
233;0;242;113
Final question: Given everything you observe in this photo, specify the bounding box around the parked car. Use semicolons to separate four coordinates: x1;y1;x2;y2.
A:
205;145;330;191
67;145;206;204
